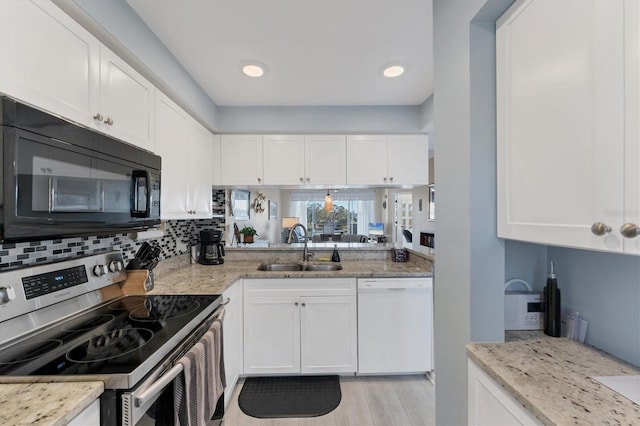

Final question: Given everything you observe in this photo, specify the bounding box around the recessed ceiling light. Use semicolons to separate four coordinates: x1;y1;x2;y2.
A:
239;61;267;78
383;64;405;78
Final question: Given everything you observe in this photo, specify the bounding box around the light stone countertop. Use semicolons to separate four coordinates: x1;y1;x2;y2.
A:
151;259;432;295
468;333;640;425
0;381;103;426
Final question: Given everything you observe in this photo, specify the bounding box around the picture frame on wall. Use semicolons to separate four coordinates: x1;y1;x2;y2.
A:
231;189;250;220
269;200;277;220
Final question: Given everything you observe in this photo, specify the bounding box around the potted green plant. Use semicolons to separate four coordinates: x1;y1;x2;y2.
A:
239;226;258;243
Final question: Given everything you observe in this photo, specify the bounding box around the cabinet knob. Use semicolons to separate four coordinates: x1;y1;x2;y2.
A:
306;177;310;182
294;302;299;306
104;117;114;126
93;113;103;121
301;302;306;307
299;177;304;182
257;178;262;183
383;177;388;182
620;223;640;238
390;177;394;182
591;222;612;236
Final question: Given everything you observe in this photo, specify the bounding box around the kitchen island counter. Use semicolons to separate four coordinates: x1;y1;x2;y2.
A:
467;333;640;425
151;258;432;294
0;381;103;426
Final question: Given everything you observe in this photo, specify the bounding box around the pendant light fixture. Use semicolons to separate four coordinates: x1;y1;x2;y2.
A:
324;191;333;212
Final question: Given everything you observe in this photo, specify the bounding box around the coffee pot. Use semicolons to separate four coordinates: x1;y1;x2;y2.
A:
198;230;225;265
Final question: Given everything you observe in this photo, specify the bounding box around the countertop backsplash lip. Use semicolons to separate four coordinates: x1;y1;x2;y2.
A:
467;332;640;425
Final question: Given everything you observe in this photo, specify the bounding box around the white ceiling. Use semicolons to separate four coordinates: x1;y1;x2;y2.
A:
126;0;433;107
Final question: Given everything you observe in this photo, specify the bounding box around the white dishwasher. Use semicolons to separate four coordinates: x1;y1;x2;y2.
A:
357;277;433;374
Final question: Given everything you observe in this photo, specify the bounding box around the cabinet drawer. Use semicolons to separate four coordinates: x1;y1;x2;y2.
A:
244;278;356;297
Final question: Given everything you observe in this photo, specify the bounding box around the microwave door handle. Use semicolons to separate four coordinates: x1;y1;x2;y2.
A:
48;177;53;214
134;363;184;407
130;170;150;218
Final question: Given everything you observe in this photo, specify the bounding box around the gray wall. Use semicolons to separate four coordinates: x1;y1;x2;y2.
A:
548;247;640;366
433;0;513;424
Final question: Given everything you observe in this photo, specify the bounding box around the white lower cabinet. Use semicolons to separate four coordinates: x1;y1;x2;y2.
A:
222;280;243;408
67;399;100;426
243;278;357;375
468;359;541;426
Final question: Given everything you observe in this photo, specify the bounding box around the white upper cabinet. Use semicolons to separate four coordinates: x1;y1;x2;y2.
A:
155;92;189;218
304;135;347;185
155;90;212;219
346;135;429;186
387;135;430;185
263;135;305;185
0;0;154;152
0;0;99;128
262;134;346;186
220;135;264;186
496;0;640;253
188;120;213;218
346;135;388;185
97;46;155;152
211;134;222;187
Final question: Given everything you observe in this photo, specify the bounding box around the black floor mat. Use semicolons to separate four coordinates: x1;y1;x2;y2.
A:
238;375;341;418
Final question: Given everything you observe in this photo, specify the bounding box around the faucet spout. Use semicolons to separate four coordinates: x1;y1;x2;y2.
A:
287;223;314;262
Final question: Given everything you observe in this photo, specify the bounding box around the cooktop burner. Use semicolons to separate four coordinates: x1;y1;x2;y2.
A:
0;294;219;378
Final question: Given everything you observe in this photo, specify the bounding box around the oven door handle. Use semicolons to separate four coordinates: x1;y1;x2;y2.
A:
134;363;183;407
133;307;225;407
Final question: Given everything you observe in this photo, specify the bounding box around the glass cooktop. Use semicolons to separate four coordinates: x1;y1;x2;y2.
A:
0;294;220;380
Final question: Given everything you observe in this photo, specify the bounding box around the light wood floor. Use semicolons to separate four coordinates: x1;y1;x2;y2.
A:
224;375;435;426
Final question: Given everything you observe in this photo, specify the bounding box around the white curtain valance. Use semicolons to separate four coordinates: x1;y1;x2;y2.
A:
289;190;377;202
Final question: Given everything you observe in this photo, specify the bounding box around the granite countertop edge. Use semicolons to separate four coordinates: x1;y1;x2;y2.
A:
0;381;103;426
467;335;640;425
151;259;433;295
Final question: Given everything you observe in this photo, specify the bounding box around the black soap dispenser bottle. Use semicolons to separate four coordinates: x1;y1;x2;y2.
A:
543;260;562;337
331;244;340;262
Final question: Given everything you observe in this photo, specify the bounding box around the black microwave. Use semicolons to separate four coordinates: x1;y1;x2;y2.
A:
0;97;161;242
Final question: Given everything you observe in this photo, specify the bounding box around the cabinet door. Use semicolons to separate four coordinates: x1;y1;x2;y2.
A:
0;0;99;129
468;359;542;426
211;134;222;187
222;281;243;408
304;135;347;185
188;120;212;218
346;135;388;185
263;135;305;185
387;135;429;185
497;0;625;251
243;296;300;374
220;135;263;186
155;91;189;218
98;46;155;151
624;0;640;255
300;296;357;374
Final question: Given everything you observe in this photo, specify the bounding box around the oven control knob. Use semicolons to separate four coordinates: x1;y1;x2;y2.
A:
93;264;107;277
0;286;16;304
108;260;124;273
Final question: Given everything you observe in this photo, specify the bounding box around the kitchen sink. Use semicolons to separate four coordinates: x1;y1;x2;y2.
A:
257;262;343;272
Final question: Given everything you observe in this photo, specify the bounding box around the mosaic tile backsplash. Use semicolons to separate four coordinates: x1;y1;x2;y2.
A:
0;189;227;270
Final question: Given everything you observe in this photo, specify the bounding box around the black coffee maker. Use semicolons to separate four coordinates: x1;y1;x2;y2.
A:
198;230;225;265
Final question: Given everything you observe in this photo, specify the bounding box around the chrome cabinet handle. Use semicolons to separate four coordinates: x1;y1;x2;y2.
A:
591;222;612;236
104;117;114;125
220;298;230;305
93;113;103;121
620;223;640;238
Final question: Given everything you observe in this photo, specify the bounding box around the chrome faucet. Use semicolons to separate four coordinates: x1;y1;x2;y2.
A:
287;223;314;262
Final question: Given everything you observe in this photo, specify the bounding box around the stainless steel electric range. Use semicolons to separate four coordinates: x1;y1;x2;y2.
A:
0;251;224;425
